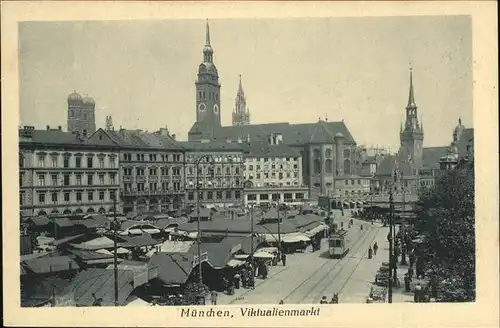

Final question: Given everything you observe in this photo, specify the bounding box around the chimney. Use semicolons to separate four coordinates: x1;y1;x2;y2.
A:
58;126;62;131
46;125;50;131
171;134;176;140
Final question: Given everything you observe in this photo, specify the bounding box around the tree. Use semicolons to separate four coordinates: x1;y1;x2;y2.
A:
415;160;475;301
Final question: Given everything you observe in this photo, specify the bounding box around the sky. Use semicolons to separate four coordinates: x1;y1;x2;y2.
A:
18;16;473;151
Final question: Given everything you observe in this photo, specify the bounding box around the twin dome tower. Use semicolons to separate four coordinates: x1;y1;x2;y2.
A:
67;91;96;136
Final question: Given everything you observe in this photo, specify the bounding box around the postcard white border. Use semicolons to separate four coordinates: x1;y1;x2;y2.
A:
2;1;498;327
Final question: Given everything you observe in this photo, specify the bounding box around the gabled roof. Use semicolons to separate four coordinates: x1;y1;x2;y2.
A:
62;268;135;306
23;255;80;274
375;155;414;177
309;120;335;144
179;141;246;152
422;147;449;169
149;252;195;285
19;128;120;149
214;121;356;145
101;129;184;151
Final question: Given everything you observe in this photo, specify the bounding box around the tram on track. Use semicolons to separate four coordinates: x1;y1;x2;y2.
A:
328;229;349;258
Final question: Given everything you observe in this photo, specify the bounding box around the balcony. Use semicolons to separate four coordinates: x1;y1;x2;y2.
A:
121;188;185;197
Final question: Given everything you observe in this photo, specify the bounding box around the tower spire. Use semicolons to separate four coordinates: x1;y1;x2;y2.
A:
205;19;211;46
407;66;416;108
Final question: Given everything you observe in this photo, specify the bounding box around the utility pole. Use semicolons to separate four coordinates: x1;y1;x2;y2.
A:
250;204;254;258
277;199;281;256
387;168;398;304
113;196;119;306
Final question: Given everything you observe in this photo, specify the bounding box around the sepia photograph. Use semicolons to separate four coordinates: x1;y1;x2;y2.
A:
2;1;498;327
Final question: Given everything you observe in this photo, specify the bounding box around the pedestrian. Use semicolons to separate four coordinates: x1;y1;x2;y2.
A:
368;247;373;259
414;283;422;303
211;290;218;306
373;242;378;255
234;273;241;289
404;273;411;292
279;300;284;305
320;296;328;304
407;266;414;279
332;293;339;304
281;253;287;266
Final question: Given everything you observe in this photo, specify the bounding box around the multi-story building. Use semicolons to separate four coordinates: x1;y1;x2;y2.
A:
19;126;120;218
87;128;185;214
180;142;245;208
242;143;309;206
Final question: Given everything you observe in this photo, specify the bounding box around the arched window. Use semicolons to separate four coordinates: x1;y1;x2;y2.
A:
325;159;333;173
343;149;350;159
63;209;71;215
313;159;322;174
38;210;47;216
51;209;59;214
98;207;106;214
343;159;351;175
313;149;321;159
325;149;332;158
75;208;83;214
87;208;95;213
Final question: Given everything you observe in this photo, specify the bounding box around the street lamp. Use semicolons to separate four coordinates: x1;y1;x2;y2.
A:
387;167;399;303
195;154;215;286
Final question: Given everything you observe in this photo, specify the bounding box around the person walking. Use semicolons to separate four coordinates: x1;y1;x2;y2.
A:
368;247;373;259
404;273;412;292
320;296;328;304
373;242;378;255
414;283;422;303
281;253;287;266
211;290;218;306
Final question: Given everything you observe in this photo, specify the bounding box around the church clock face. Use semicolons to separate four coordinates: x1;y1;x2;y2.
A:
198;103;206;112
213;104;219;114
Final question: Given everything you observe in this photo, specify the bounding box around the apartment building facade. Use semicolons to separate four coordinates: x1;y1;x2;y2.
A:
19;126;121;217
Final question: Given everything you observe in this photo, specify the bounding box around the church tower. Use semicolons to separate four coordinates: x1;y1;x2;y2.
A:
399;67;424;169
232;75;251;125
194;20;221;132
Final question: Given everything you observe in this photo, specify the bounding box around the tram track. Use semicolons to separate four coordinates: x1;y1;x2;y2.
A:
309;226;380;303
281;225;377;304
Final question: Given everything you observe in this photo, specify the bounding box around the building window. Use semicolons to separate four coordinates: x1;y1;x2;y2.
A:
63;156;70;168
235;191;241;199
64;175;70;186
38;155;45;167
76;175;82;185
257;173;261;179
235;167;240;174
38;192;45;204
20;192;24;206
110;190;116;200
207;191;213;200
19;154;25;168
248;194;256;201
88;191;93;202
110;174;116;185
313;159;321;174
99;158;105;168
109;157;116;168
279;173;283;180
51;174;58;186
38;174;45;186
52;192;58;203
51;156;58;167
99;191;105;200
75;157;82;168
64;192;70;202
87;156;93;168
76;192;82;202
99;174;105;185
199;192;204;200
19;174;23;187
358;179;361;185
216;191;223;199
87;174;93;185
249;165;254;170
188;192;194;200
226;190;231;199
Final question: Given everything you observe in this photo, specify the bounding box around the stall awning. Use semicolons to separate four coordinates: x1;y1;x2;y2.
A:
282;234;311;243
234;254;250;260
227;259;246;267
253;251;274;259
303;224;328;238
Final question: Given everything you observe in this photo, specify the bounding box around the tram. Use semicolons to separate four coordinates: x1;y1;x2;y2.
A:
328;229;349;258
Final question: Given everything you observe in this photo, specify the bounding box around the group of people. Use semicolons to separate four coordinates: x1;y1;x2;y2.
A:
319;294;339;304
367;242;379;259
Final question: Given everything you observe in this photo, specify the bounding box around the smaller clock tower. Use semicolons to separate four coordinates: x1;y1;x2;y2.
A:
399;67;424;169
193;20;221;137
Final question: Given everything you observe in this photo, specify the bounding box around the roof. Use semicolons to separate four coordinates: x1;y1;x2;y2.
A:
157;240;195;253
214;121;356;145
309;120;335;144
255;220;298;234
118;234;161;248
27;216;51;226
422;147;449;169
149;253;195;285
177;218;254;234
374;155;414;177
188;208;213;219
67;249;114;261
23;255;80;274
291;214;324;229
179;141;246;152
62;268;135;306
70;236;114;250
102;129;184;151
19;128;121;149
244;142;301;158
